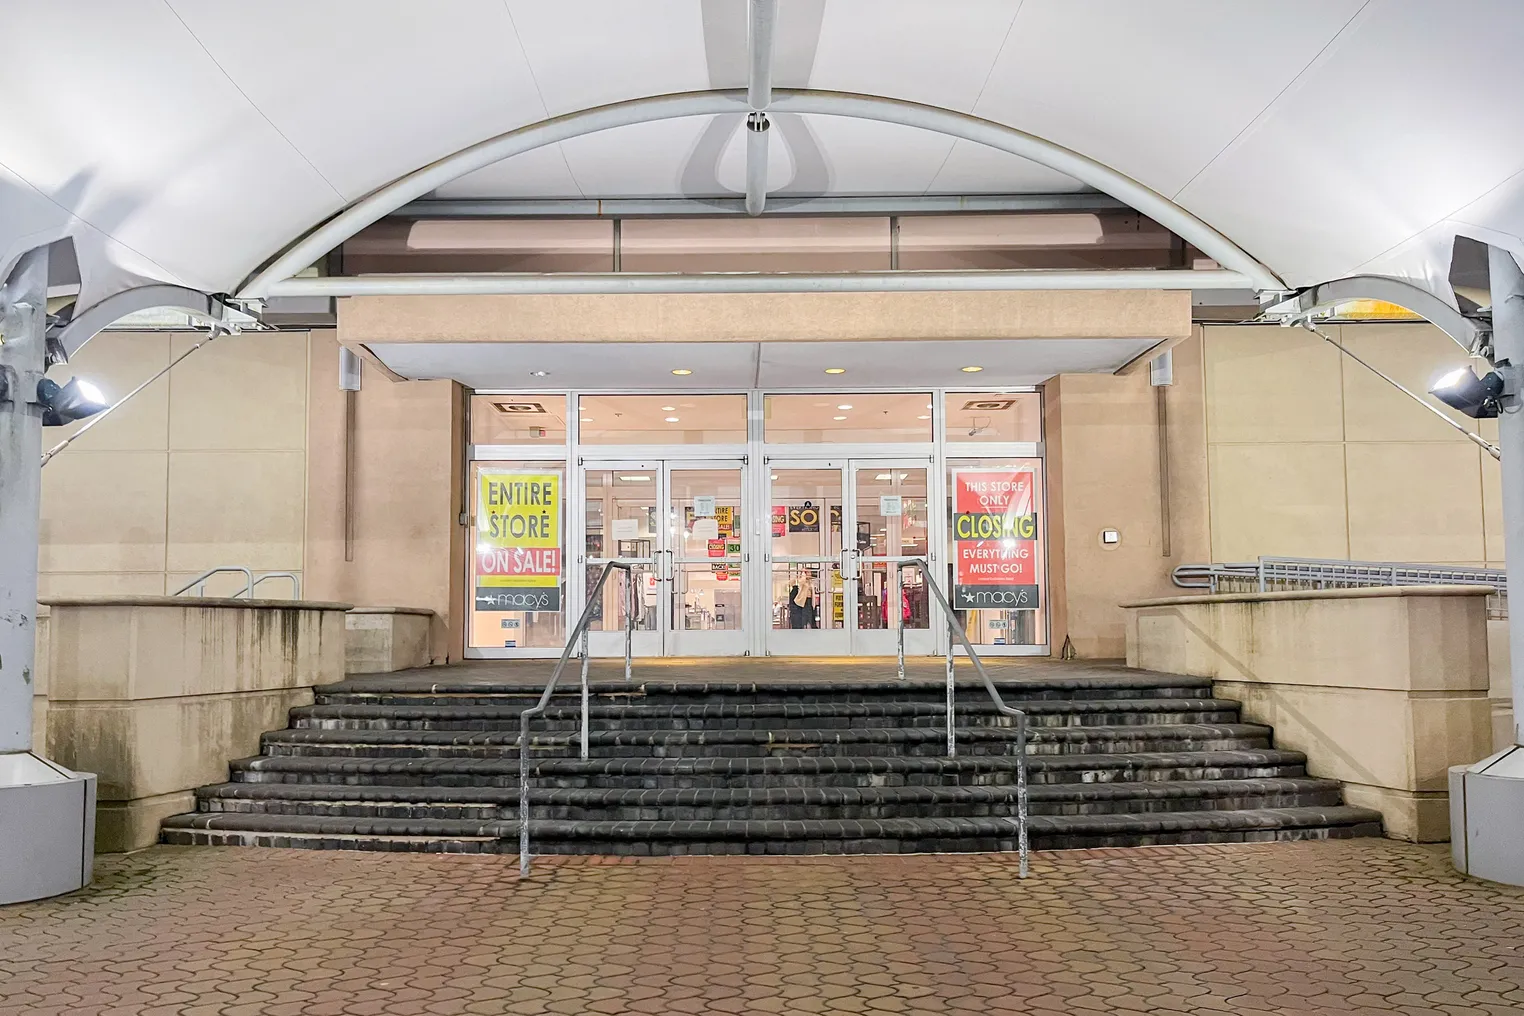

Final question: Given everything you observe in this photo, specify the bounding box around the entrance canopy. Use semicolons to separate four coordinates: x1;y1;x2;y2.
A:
4;1;1524;317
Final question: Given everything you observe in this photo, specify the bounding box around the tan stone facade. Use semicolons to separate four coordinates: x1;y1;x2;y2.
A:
39;596;348;852
1122;586;1495;842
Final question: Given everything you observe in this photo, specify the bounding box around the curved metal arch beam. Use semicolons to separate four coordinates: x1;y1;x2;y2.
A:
1262;274;1485;353
48;284;231;358
237;89;1285;299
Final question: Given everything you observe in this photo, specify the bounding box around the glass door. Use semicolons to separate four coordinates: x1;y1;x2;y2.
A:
849;462;934;656
665;462;748;656
582;463;662;656
766;462;850;654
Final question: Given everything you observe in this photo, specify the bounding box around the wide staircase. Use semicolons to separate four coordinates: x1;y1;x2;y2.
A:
161;660;1382;855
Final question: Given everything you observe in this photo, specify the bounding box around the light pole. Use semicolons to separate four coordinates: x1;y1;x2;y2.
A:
1450;244;1524;887
0;245;97;905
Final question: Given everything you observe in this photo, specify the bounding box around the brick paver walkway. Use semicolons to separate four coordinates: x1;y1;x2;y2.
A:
2;841;1522;1015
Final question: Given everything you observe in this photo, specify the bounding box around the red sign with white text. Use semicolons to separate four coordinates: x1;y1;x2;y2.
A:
952;470;1039;610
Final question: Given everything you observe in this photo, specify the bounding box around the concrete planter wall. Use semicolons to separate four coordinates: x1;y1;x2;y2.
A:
346;606;435;674
39;596;350;852
1122;585;1494;843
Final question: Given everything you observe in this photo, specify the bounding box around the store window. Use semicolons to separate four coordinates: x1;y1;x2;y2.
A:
944;392;1042;443
468;461;566;649
764;393;932;443
578;394;746;444
472;395;567;445
946;458;1047;648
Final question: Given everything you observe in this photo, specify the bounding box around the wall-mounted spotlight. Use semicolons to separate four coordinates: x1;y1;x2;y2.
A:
36;377;107;426
1429;365;1505;419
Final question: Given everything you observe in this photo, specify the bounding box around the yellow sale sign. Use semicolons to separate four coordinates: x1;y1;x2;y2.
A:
475;471;562;612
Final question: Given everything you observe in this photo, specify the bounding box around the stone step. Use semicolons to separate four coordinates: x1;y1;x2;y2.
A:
160;805;1384;854
193;777;1346;821
289;698;1243;731
257;723;1273;759
228;748;1310;788
316;673;1214;708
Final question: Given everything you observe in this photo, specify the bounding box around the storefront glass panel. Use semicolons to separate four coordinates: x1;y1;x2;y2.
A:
578;394;746;444
764;393;931;443
471;395;567;444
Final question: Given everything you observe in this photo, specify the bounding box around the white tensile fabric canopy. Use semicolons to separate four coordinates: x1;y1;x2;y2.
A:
4;0;1524;313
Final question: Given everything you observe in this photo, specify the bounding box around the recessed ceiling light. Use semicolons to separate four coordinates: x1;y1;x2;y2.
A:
581;417;593;423
960;365;984;373
837;404;853;410
619;475;650;482
875;473;891;480
661;405;676;411
917;414;930;420
824;367;846;375
529;370;550;377
672;368;693;376
770;474;779;480
833;415;847;421
665;416;680;422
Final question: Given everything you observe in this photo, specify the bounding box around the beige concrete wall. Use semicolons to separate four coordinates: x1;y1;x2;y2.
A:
1201;322;1498;566
1043;370;1181;658
1124;586;1494;842
346;607;435;674
41;597;348;851
39;330;312;598
304;332;467;662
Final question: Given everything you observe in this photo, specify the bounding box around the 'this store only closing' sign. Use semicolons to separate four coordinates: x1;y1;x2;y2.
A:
951;470;1039;611
475;471;562;612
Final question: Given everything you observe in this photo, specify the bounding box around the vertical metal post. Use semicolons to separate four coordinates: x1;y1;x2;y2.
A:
896;564;906;680
945;642;956;757
579;627;591;761
0;249;46;754
624;567;634;683
1490;246;1524;747
519;711;532;878
1016;712;1030;879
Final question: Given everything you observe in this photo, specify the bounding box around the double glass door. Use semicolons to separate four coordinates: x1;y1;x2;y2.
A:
582;460;747;656
766;459;934;656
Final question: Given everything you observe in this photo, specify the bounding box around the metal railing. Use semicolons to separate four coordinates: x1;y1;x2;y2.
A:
1173;556;1506;617
519;561;636;878
172;566;302;600
905;556;1030;878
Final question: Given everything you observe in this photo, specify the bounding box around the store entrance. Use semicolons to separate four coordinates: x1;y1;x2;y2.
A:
581;459;747;657
765;459;935;656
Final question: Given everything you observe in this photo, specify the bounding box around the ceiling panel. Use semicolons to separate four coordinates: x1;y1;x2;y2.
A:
167;0;551;202
926;140;1090;195
974;0;1365;198
557;117;722;198
756;339;1155;387
0;0;340;294
368;338;1155;390
1176;0;1524;287
810;0;1018;112
368;342;760;389
429;145;586;200
505;0;710;116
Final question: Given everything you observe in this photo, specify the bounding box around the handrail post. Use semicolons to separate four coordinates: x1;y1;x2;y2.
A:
579;627;591;761
945;642;956;757
624;567;634;683
896;564;906;681
519;706;532;878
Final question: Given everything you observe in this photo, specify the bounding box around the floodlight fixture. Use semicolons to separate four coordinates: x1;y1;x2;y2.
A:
35;377;108;426
1429;364;1504;419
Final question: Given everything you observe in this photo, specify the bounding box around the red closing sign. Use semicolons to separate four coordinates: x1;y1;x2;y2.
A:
952;470;1039;611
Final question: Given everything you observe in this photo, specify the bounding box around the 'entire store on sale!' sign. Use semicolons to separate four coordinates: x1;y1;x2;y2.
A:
475;471;562;612
951;469;1039;611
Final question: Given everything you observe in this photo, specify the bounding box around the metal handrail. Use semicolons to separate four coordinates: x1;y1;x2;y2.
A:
252;572;301;599
907;556;1030;879
172;566;252;597
520;561;636;878
171;566;303;600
